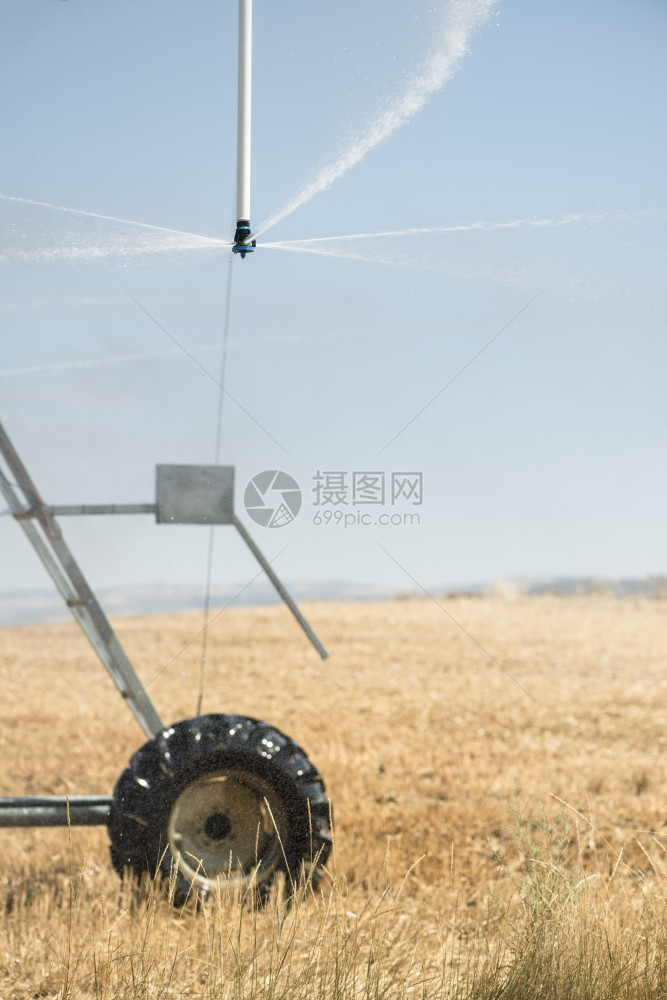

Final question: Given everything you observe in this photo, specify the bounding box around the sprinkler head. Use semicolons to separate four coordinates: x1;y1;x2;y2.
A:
232;220;256;259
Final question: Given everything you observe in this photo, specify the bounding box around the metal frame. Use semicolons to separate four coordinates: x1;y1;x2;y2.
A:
233;0;255;256
0;420;164;739
0;796;111;827
0;417;327;827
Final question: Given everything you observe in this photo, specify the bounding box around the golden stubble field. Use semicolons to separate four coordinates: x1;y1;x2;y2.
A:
1;593;666;998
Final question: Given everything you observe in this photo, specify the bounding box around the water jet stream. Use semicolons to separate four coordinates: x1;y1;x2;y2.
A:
261;208;657;304
264;211;621;246
253;0;496;240
0;193;228;263
261;209;651;272
0;344;224;378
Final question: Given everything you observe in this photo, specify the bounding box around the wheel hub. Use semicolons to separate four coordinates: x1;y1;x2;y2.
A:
204;812;232;842
167;770;288;890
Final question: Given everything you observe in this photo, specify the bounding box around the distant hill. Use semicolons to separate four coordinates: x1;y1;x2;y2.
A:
0;576;664;627
0;580;397;626
521;576;667;598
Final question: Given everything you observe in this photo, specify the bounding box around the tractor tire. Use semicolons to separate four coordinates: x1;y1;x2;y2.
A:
107;714;332;905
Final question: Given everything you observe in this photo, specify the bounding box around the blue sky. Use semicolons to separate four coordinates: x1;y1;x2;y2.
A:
0;0;665;603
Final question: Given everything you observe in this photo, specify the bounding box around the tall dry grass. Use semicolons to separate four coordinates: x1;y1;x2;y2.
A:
0;594;666;997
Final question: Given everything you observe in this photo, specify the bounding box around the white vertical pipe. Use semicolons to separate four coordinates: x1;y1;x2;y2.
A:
236;0;252;228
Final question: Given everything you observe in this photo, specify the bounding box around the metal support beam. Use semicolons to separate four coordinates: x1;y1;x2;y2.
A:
0;796;111;827
42;503;157;517
233;513;328;659
0;421;164;740
236;0;252;228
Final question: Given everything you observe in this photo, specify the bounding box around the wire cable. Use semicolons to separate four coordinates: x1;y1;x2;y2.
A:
196;257;234;715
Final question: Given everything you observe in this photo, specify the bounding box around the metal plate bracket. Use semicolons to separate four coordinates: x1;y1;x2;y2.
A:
156;465;235;525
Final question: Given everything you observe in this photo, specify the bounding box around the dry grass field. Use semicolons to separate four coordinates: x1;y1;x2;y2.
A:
1;593;666;998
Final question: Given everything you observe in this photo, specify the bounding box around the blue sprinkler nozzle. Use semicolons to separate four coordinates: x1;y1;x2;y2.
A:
232;221;256;259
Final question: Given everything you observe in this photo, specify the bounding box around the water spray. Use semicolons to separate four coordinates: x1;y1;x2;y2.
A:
232;0;256;258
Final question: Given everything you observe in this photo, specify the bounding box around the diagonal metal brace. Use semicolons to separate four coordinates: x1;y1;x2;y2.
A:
233;513;328;659
0;421;163;739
